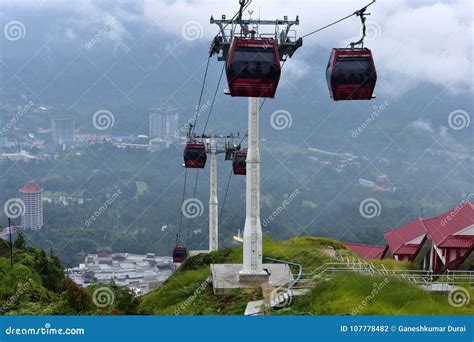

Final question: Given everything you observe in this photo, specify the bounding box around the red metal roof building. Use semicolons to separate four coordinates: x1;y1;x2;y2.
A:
383;218;426;261
416;202;474;272
343;242;386;260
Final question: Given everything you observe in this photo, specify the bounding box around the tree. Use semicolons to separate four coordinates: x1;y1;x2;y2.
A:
13;234;27;250
115;289;140;314
63;279;91;312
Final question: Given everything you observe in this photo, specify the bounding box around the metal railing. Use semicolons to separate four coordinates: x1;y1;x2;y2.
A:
297;257;473;288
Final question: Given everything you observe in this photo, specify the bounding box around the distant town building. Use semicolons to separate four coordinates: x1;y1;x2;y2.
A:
149;107;179;141
358;178;375;188
52;115;74;145
66;249;175;295
19;180;44;230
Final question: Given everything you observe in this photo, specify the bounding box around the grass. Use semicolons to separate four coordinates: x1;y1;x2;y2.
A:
283;273;474;315
139;236;474;316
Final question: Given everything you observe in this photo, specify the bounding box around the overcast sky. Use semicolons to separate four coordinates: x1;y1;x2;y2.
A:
1;0;472;98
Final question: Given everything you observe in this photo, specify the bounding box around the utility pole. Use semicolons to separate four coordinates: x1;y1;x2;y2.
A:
8;218;13;270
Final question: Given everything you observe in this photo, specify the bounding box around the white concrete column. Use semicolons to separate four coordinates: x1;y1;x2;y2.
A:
240;97;265;275
209;138;218;252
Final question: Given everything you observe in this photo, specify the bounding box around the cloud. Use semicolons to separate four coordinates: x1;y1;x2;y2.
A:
135;0;472;97
1;0;472;97
411;119;434;134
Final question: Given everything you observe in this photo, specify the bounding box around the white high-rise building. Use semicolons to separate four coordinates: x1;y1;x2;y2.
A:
19;180;44;230
52;115;74;145
149;108;179;141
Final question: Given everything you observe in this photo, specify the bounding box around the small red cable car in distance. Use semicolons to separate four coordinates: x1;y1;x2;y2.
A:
226;38;281;98
172;244;188;263
183;142;207;168
232;150;247;175
326;48;377;101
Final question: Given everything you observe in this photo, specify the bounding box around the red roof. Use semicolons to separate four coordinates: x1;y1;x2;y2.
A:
422;202;474;248
384;218;426;256
344;242;386;259
19;180;43;193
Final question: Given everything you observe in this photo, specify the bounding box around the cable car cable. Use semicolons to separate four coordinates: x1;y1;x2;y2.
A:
190;56;211;136
219;168;233;223
177;167;188;243
202;64;225;135
191;0;252;134
185;169;199;245
179;2;251;248
301;0;375;39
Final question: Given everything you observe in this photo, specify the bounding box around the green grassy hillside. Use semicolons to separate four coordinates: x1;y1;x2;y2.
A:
140;237;474;315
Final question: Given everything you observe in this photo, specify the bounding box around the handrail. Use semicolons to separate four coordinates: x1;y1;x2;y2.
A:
264;257;304;308
265;257;303;289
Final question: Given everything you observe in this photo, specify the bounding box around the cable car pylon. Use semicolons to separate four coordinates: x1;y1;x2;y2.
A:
210;0;302;283
185;130;241;253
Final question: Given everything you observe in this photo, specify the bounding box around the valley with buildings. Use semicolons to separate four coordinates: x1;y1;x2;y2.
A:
0;0;472;332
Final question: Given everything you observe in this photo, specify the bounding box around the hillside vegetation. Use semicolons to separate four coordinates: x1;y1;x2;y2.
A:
140;237;474;315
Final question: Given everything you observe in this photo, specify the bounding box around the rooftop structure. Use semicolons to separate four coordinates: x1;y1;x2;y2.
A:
344;242;386;260
66;251;175;295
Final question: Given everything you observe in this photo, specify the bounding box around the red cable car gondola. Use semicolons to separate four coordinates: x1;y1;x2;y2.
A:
326;48;377;101
183;142;207;168
172;244;188;263
226;38;281;98
232;150;247;175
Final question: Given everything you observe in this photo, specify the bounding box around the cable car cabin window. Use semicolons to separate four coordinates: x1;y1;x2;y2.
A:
333;57;375;85
173;249;187;259
233;155;246;168
229;48;279;80
185;147;205;160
